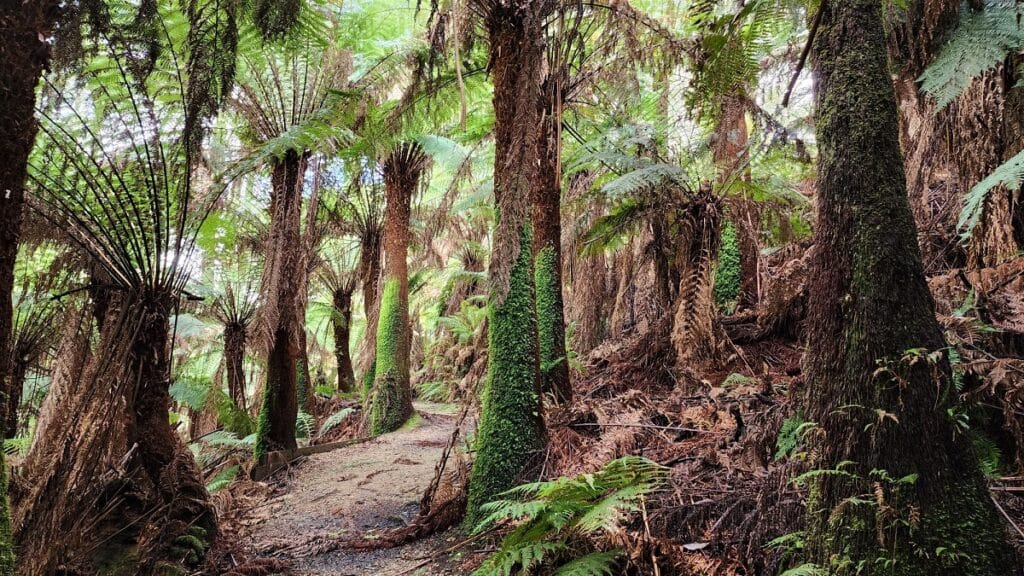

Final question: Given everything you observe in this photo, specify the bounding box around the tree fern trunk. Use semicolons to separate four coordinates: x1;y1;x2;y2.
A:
368;143;424;435
255;150;307;459
332;288;356;393
465;0;548;528
532;82;571;404
803;1;1019;572
889;0;1021;271
224;324;247;411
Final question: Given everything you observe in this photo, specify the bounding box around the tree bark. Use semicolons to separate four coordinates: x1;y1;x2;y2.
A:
332;288;356;393
532;80;571;404
888;0;1022;271
224;323;247;411
254;150;307;459
368;143;424;434
357;227;382;393
465;0;549;528
3;361;26;439
803;1;1020;573
712;91;758;308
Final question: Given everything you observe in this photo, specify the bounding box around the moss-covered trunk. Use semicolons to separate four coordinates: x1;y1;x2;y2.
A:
368;143;425;435
224;324;247;412
254;150;307;459
465;2;548;528
532;81;571;404
712;91;758;308
802;1;1020;573
332;288;356;393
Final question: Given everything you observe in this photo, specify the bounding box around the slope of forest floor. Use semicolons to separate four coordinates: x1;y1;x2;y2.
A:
234;402;464;575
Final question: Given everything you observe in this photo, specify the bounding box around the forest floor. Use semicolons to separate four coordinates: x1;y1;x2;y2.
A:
239;401;465;575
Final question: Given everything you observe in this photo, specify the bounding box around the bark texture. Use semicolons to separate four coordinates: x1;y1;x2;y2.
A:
465;0;550;528
254;150;308;459
368;143;425;435
532;80;571;404
888;0;1024;271
224;323;247;411
803;2;1020;573
332;287;356;393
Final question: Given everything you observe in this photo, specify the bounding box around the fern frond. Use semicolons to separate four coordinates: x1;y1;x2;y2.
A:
957;148;1024;242
919;1;1024;109
552;551;622;576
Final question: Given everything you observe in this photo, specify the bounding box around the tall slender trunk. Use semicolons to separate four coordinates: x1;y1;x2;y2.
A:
254;150;307;459
803;2;1019;573
532;81;571;404
465;0;548;528
0;5;58;571
357;228;382;394
224;324;247;411
368;143;424;435
3;361;26;439
567;183;607;355
332;288;356;392
713;91;758;308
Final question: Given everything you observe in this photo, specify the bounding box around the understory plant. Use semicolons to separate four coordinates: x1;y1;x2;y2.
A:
472;456;669;576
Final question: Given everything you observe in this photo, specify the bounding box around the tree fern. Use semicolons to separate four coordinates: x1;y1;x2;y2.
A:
919;1;1024;110
472;457;668;576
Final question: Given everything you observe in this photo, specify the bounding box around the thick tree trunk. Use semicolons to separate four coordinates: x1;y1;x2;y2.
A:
803;2;1020;573
532;82;571;404
368;143;424;434
224;324;247;411
465;0;548;528
254;150;307;459
567;190;607;356
127;296;217;566
332;288;356;393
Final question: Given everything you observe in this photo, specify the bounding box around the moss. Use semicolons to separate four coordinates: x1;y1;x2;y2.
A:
713;221;740;311
252;373;276;462
534;246;561;377
464;225;544;529
368;278;413;435
0;452;14;576
806;471;1017;575
361;359;376;400
295;358;308;409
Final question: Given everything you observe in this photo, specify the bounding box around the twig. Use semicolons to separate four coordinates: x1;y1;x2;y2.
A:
569;422;713;434
782;1;826;108
990;494;1024;541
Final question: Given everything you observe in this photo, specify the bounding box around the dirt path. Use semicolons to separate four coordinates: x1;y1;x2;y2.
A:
244;403;463;575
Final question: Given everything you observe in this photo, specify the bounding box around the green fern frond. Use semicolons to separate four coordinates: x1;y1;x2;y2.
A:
919;1;1024;109
552;551;622;576
957;148;1024;242
205;465;241;493
317;407;355;437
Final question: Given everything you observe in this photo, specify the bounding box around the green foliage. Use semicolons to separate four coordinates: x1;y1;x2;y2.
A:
466;225;544;529
205;465;241;493
957;148;1024;243
317;407;356;437
774;411;814;461
295;410;316;439
919;1;1024;110
534;246;564;376
472;456;668;576
714;222;741;311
